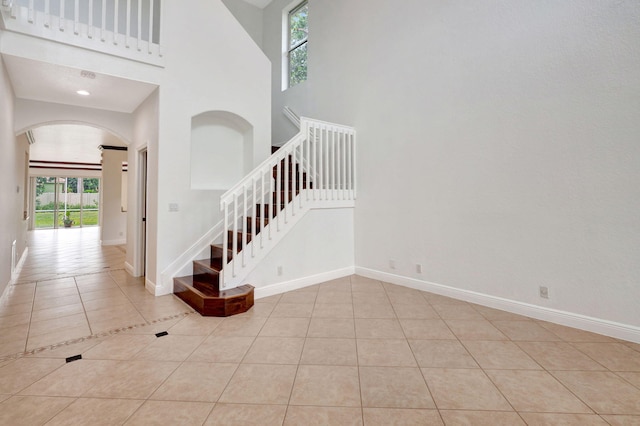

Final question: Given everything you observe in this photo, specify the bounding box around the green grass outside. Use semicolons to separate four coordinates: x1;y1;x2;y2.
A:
35;210;99;228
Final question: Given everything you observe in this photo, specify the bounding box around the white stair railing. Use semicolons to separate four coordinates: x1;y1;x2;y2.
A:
0;0;163;66
219;117;356;289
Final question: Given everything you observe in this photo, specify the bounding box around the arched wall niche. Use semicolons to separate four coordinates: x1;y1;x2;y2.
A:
190;110;254;190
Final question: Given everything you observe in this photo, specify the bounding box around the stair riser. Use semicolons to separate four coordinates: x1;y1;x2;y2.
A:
211;245;233;262
227;230;252;251
193;264;221;278
174;278;255;317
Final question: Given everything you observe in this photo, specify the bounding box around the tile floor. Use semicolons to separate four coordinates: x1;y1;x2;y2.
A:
0;229;639;425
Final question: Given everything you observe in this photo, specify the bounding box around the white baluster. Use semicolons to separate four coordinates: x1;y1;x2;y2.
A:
222;202;228;288
260;172;264;248
305;124;310;202
251;177;256;257
291;145;296;216
59;0;65;31
350;133;358;200
318;127;323;200
232;193;238;278
88;0;93;38
276;158;281;231
147;0;153;53
284;148;289;223
73;0;79;34
27;0;33;23
157;0;163;56
100;0;106;41
113;0;118;44
44;0;50;28
125;0;130;47
136;0;141;50
267;168;272;240
331;127;336;200
342;131;347;199
242;185;247;267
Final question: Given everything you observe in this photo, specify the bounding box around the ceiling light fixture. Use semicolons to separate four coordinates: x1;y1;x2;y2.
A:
76;90;91;96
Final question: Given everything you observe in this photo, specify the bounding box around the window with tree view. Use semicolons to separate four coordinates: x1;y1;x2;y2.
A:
288;1;308;88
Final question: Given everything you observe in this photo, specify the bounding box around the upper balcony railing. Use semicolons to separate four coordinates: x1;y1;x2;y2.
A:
1;0;163;66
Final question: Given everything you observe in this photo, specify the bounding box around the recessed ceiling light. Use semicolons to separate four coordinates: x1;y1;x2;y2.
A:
76;90;90;96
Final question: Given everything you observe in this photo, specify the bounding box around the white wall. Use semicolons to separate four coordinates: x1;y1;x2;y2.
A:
101;148;127;245
246;208;355;295
152;0;271;295
0;52;29;295
263;0;640;330
127;89;159;282
222;0;264;48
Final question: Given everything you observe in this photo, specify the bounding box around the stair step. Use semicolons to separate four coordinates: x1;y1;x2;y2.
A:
174;276;254;316
211;244;233;262
193;258;222;275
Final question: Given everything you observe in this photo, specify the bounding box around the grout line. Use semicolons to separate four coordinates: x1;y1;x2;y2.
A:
22;279;38;354
75;276;94;336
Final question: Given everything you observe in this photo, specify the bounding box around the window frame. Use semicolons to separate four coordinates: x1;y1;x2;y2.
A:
283;0;308;90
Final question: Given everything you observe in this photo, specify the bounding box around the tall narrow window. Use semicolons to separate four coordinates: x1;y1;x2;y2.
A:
287;1;308;88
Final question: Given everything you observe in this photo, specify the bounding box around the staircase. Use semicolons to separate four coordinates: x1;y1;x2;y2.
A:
174;117;356;316
173;146;308;316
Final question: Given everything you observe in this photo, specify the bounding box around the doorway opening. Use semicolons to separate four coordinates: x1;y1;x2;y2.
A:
33;176;101;229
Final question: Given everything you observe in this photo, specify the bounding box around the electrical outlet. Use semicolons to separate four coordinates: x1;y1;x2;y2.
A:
277;266;283;276
389;260;396;270
416;264;422;273
539;286;549;299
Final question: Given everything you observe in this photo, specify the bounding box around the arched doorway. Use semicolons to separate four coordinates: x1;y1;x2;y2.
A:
25;124;128;242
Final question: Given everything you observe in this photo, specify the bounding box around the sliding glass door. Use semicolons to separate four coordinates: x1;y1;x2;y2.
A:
34;177;100;229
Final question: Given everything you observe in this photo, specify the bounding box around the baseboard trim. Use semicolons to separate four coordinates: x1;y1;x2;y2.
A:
145;277;157;295
10;247;28;284
356;267;640;344
254;266;356;300
101;239;126;246
124;262;135;276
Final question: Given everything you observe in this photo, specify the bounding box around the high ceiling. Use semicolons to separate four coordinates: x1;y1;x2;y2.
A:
243;0;273;8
